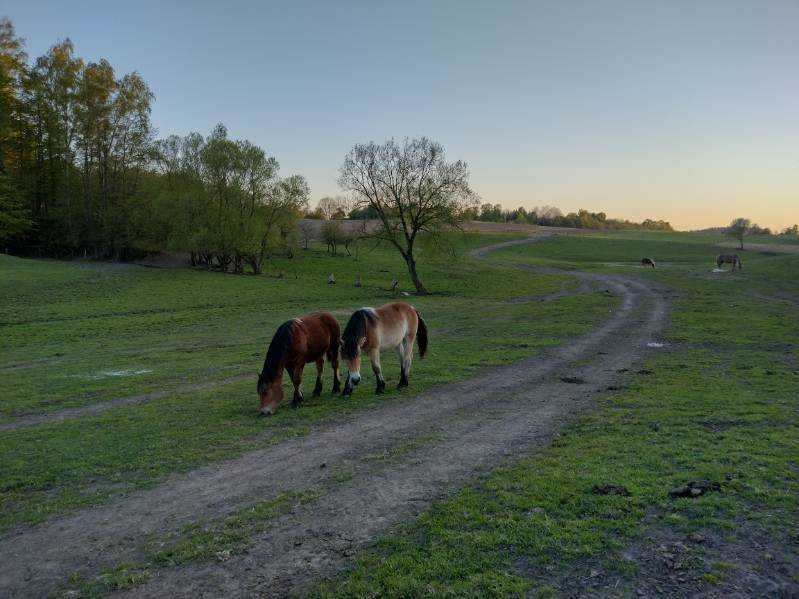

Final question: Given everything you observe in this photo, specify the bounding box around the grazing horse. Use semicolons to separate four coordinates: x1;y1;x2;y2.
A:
257;312;341;415
641;257;656;269
341;302;428;396
716;254;742;270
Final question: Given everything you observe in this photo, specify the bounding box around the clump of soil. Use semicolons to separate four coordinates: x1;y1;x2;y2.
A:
592;484;631;496
668;480;721;498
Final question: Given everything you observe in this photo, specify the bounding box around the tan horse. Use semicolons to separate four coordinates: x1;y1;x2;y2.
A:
341;302;428;396
257;312;341;415
716;254;742;270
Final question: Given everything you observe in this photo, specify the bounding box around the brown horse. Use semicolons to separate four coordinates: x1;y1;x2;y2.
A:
716;254;742;270
257;312;341;415
641;257;656;269
341;302;428;396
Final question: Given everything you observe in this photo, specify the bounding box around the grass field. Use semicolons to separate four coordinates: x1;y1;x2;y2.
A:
0;233;613;533
2;229;797;597
314;232;799;597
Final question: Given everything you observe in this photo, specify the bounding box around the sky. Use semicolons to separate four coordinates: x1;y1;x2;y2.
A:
5;0;798;230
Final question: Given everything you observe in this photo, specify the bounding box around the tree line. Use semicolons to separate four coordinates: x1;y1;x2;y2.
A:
470;203;674;231
0;18;308;271
4;17;795;291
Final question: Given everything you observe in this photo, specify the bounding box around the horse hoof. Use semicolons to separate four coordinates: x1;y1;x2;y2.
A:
312;389;321;398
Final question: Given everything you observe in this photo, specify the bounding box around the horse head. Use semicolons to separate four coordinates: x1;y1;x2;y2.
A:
341;309;372;396
257;373;284;415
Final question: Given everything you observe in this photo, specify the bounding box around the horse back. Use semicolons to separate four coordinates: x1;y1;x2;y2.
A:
295;311;340;362
373;302;418;348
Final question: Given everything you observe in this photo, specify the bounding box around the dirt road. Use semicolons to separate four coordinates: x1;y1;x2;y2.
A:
0;236;670;597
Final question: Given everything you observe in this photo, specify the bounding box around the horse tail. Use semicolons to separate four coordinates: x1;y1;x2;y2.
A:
258;320;293;393
414;309;428;358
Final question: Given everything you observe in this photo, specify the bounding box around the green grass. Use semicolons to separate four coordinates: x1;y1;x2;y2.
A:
0;234;615;532
313;232;799;597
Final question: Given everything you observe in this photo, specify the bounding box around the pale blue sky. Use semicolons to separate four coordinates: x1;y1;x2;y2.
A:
6;0;799;229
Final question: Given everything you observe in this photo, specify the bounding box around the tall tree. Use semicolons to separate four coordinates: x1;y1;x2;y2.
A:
24;40;82;241
316;195;349;219
339;137;475;294
0;17;26;176
0;18;31;248
726;217;752;250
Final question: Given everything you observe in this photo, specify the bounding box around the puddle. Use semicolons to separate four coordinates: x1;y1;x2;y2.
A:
646;342;665;348
71;369;153;380
712;268;726;273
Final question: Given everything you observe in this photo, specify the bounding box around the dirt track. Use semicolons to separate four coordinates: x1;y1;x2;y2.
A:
0;236;671;598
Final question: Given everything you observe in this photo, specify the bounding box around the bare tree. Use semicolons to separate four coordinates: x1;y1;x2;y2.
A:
322;218;344;255
298;220;314;249
338;137;475;294
316;195;350;220
726;217;752;250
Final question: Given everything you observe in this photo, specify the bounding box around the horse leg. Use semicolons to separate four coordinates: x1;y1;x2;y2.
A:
312;358;323;397
328;349;341;393
395;343;407;388
369;348;386;394
290;363;304;409
396;338;413;389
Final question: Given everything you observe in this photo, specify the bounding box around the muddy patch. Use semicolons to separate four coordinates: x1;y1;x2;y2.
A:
73;368;154;380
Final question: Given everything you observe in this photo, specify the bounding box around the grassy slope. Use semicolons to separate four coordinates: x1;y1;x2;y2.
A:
0;234;615;532
314;232;799;597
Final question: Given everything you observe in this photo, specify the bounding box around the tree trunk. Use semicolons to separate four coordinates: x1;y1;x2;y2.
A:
245;254;262;275
405;252;427;294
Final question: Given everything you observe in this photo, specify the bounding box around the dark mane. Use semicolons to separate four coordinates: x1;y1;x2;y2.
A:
258;320;294;393
342;309;375;359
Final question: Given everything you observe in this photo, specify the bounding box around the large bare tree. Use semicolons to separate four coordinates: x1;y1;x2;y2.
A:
338;137;475;294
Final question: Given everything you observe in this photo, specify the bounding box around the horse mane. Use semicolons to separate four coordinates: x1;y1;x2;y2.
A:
342;309;375;359
258;320;294;393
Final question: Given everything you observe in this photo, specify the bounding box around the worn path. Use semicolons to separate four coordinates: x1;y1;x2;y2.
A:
0;236;670;597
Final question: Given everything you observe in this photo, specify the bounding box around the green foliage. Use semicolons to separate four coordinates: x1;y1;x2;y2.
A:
152;125;307;273
476;203;674;231
0;18;307;265
0;173;31;245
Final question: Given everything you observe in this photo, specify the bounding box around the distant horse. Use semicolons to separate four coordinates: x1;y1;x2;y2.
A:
716;254;742;270
341;302;428;396
257;312;341;415
641;257;656;269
